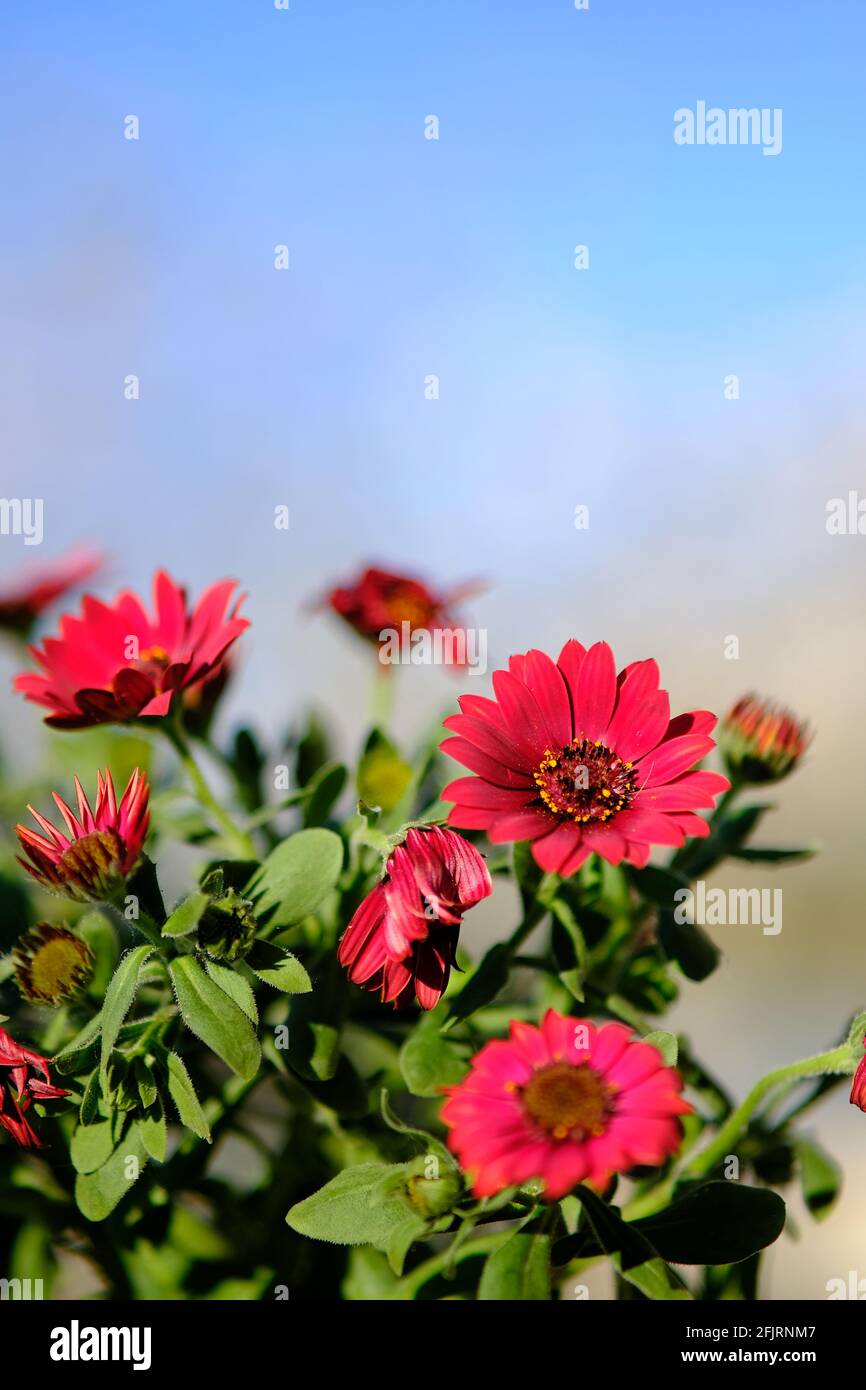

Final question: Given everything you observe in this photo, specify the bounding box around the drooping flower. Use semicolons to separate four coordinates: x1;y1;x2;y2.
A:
0;1026;68;1148
0;548;104;636
442;1010;691;1199
14;923;94;1005
850;1034;866;1112
441;640;730;875
0;547;103;636
15;768;150;902
13;568;249;727
719;694;811;784
338;825;492;1009
324;565;481;668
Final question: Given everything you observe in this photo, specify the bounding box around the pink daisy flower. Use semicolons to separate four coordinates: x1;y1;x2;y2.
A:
441;640;730;875
13;568;248;728
442;1010;691;1199
338;825;492;1009
16;768;151;902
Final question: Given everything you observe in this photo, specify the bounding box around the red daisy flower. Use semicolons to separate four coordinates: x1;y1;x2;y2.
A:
325;565;481;666
442;1010;691;1199
0;1026;68;1149
441;640;730;875
0;546;103;636
16;768;150;902
13;568;249;728
338;825;492;1009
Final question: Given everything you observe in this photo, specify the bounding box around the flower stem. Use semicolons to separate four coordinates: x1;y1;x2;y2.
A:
163;716;257;860
623;1042;852;1220
683;1043;851;1180
368;666;394;731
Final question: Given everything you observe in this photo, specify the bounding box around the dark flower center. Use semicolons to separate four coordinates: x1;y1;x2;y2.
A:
132;645;172;685
522;1062;611;1141
58;829;124;887
384;592;434;630
533;739;637;824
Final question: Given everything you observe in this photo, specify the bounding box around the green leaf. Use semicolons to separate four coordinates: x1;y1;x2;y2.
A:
54;1011;103;1075
549;896;589;1003
138;1105;168;1164
628;864;691;904
513;840;544;911
303;761;348;827
632;1181;786;1265
133;1057;158;1109
75;1123;148;1222
169;956;261;1079
678;802;774;876
445;943;512;1029
386;1211;429;1276
400;1014;470;1096
730;845;818;864
99;945;153;1086
70;1118;117;1175
247;940;312;994
796;1137;842;1221
569;1185;691;1300
658;910;720;982
287;1164;415;1248
79;1069;101;1126
244;828;343;932
289;1020;341;1082
643;1030;678;1066
164;1052;211;1141
205;959;258;1023
479;1229;551;1300
162;890;209;938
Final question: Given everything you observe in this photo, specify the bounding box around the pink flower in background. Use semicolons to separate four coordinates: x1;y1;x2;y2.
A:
0;1026;68;1149
442;1010;690;1199
14;568;249;727
0;547;103;636
16;768;150;902
441;640;730;875
338;825;492;1009
325;565;481;667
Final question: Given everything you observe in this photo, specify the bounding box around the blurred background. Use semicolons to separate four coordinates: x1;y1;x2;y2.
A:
1;0;864;1297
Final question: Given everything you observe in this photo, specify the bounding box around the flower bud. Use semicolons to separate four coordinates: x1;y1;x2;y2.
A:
196;887;258;962
719;695;811;784
403;1153;462;1219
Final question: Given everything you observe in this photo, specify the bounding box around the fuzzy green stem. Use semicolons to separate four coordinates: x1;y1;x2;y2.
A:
623;1042;852;1220
684;1043;851;1179
163;716;257;859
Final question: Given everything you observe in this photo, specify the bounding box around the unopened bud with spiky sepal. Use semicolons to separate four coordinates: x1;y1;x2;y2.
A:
15;769;150;903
